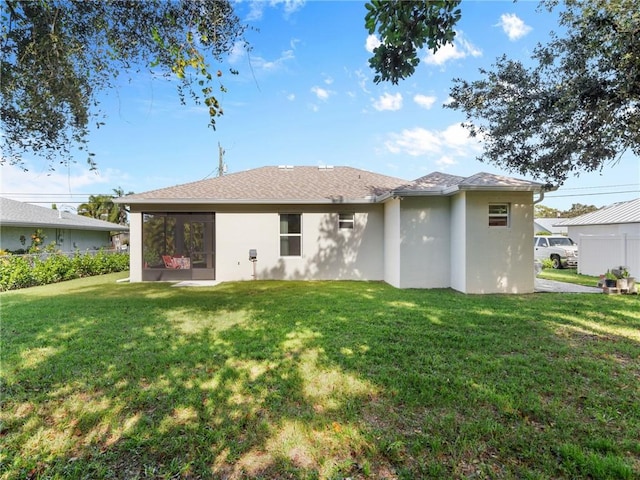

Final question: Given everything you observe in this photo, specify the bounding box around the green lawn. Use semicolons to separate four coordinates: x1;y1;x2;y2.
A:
2;273;639;479
537;268;603;287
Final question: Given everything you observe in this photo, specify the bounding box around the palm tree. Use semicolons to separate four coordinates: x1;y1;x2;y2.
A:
78;195;114;222
112;187;134;225
78;188;134;225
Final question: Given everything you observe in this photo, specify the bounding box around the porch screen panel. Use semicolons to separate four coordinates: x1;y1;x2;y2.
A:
143;213;214;271
142;214;176;268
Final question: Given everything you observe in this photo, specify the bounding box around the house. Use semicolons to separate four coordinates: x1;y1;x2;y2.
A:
0;197;128;253
534;217;568;235
115;166;544;293
556;198;640;277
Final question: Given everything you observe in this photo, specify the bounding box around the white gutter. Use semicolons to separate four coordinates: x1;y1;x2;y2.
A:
114;197;380;206
533;189;545;205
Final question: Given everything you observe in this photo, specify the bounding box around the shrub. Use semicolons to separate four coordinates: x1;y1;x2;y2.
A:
0;251;129;291
541;258;555;269
0;255;35;291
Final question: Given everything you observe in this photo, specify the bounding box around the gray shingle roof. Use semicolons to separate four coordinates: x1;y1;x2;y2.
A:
116;166;543;204
459;172;542;188
534;218;569;234
0;197;128;231
557;198;640;226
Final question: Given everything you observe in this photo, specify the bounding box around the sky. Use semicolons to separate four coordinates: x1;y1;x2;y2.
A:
2;0;639;212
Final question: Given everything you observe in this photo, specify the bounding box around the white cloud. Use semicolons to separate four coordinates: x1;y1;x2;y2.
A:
324;75;334;85
436;155;458;168
373;92;403;111
441;123;480;154
443;96;455;106
355;69;370;94
246;0;305;21
228;41;246;65
311;86;332;101
286;93;295;101
413;94;437;110
365;34;381;53
423;34;482;66
385;127;441;155
245;2;265;21
252;49;295;72
384;123;483;159
229;41;295;73
497;13;532;41
0;163;123;206
273;0;306;16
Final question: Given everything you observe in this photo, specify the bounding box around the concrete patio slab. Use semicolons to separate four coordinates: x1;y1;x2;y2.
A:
535;278;602;293
171;280;222;287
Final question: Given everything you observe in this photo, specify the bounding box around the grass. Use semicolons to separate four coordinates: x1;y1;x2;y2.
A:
2;273;639;479
537;268;602;287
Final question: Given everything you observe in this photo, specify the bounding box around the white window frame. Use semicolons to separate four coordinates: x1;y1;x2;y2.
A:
488;203;510;227
279;213;302;256
338;212;355;230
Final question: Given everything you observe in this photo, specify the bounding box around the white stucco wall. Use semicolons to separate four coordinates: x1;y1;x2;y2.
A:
127;192;536;292
129;204;385;283
383;199;401;288
461;191;535;294
128;213;143;282
450;192;466;292
0;226;112;253
216;204;385;281
398;197;451;288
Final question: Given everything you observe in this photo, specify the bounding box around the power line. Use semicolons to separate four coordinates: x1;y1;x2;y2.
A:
1;193;114;197
551;183;638;191
545;189;639;198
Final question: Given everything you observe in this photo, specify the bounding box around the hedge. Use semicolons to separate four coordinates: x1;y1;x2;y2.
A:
0;251;129;291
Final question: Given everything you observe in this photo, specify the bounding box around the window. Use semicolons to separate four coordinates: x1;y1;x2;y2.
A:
338;213;354;230
280;213;301;256
488;203;510;227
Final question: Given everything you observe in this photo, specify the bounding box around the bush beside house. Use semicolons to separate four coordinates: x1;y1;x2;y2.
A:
0;251;129;291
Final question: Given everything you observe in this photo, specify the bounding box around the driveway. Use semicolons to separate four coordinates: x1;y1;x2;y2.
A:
534;278;602;293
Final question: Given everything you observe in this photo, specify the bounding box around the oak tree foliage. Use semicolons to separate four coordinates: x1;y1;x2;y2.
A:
365;0;462;84
446;0;640;185
1;0;246;170
535;203;599;218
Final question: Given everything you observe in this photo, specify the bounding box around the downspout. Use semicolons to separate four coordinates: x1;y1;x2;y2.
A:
533;188;545;205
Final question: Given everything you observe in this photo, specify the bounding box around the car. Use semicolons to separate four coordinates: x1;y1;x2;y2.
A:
534;235;578;269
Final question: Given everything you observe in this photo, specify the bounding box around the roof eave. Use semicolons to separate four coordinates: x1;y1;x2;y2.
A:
1;220;128;231
453;185;544;193
388;188;446;197
118;197;379;206
389;185;543;197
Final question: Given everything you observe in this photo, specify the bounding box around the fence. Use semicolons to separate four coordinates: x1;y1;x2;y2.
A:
578;234;640;277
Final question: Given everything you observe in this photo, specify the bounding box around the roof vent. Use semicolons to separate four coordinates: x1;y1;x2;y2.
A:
278;165;294;170
318;165;334;170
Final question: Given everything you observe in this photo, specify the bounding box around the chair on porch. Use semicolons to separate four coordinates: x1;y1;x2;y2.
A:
162;255;179;269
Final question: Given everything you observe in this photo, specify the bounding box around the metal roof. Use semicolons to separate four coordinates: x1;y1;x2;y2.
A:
1;197;129;231
556;198;640;226
116;166;543;205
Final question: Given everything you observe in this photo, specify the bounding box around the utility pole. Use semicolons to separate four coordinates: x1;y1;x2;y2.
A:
217;142;226;177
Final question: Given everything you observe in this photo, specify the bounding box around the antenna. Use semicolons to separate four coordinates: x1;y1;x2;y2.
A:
218;142;226;177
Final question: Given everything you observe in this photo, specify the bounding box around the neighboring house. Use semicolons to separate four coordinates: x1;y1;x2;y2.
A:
116;166;544;293
534;217;568;235
556;198;640;277
0;197;128;253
